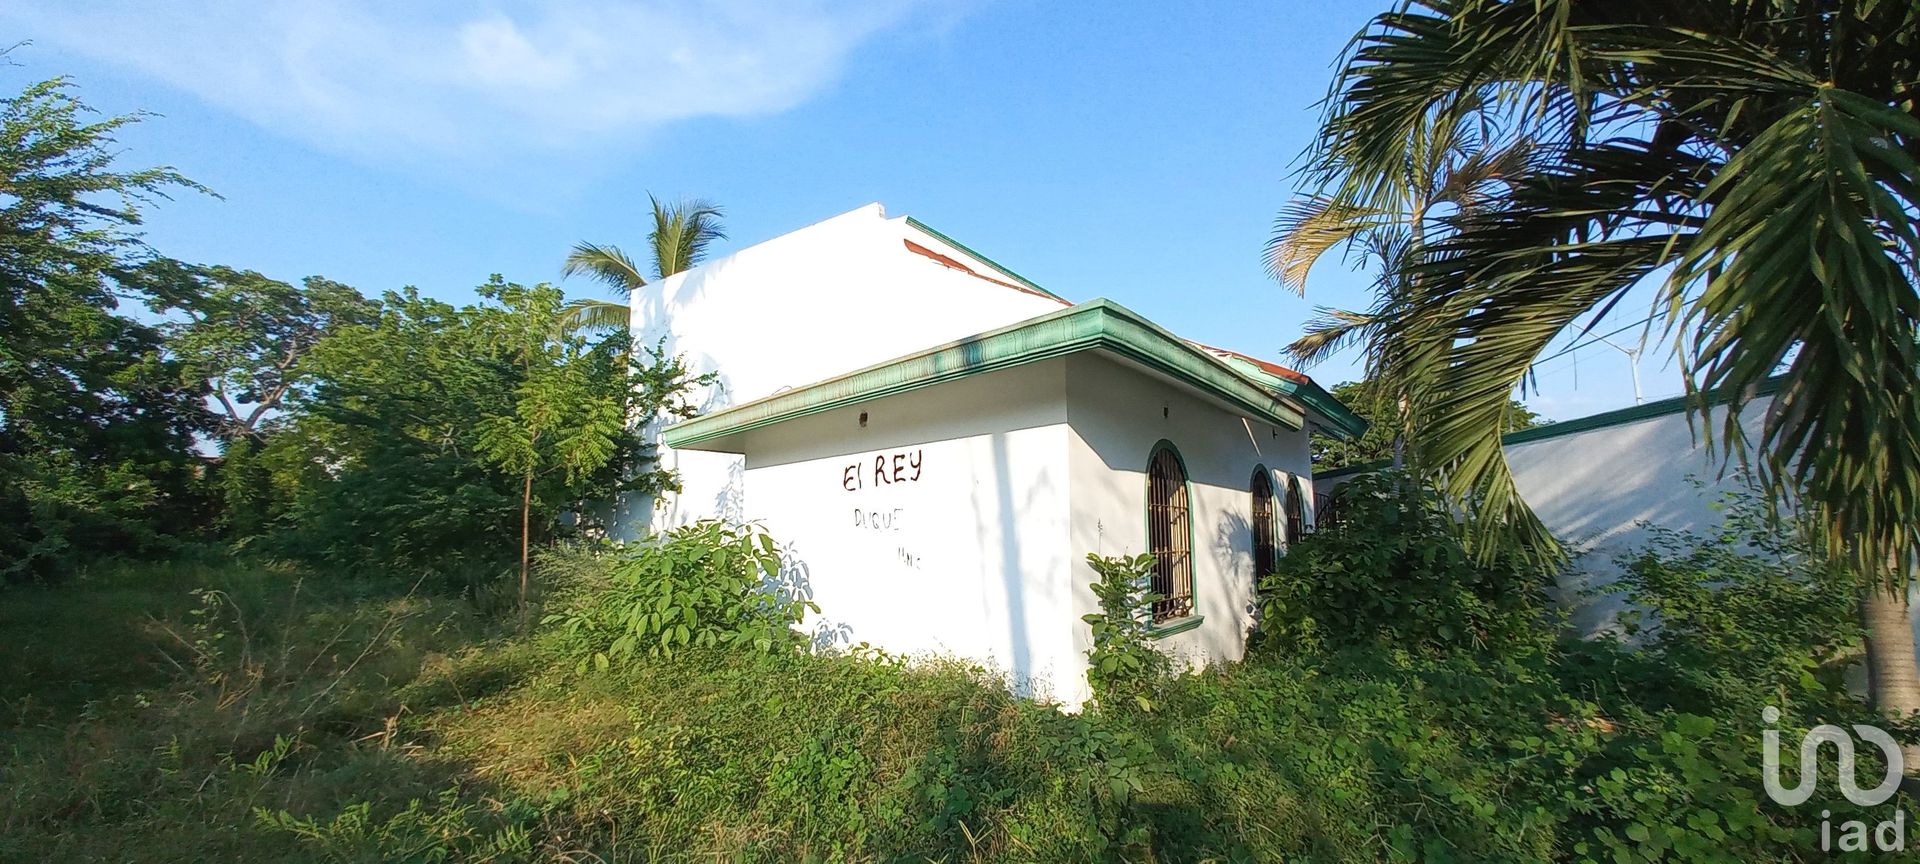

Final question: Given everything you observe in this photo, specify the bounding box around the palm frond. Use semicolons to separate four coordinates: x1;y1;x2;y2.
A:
1436;139;1535;211
562;243;649;294
1674;88;1920;578
557;298;632;335
1386;137;1715;564
1286;307;1382;369
648;194;728;278
1264;196;1390;293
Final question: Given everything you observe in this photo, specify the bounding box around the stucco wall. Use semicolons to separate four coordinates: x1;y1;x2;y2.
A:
726;360;1079;702
1322;400;1769;637
720;352;1318;709
1504;401;1769;636
626;204;1070;537
1062;353;1315;706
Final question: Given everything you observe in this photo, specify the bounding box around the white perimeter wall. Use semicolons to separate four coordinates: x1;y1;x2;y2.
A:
726;361;1078;702
1322;401;1770;637
1501;400;1775;636
1063;353;1315;706
623;204;1070;538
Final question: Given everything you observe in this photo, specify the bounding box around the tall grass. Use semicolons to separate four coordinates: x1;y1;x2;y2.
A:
0;531;1889;862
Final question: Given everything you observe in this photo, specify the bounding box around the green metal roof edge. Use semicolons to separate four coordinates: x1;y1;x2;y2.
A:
1310;376;1787;478
903;216;1069;303
1272;375;1368;440
662;299;1307;449
1497;376;1785;446
1209;355;1368;441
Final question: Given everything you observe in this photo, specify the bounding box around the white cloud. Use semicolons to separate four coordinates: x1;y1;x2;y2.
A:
5;0;933;158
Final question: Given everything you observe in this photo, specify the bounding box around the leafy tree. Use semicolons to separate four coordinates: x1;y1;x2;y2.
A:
0;74;213;579
474;280;631;611
148;262;377;442
560;195;726;334
259;287;518;579
267;279;702;594
1312;378;1545;471
1306;1;1920;746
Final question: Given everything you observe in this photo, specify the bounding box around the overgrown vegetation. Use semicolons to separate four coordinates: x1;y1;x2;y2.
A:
0;67;703;596
1259;472;1551;655
5;30;1910;864
1082;553;1171;712
3;481;1901;862
542;521;817;668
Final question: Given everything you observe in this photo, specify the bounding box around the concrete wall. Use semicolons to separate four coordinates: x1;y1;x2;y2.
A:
1502;401;1767;635
1321;400;1768;637
1062;353;1315;706
723;352;1318;709
625;203;1070;537
727;360;1078;702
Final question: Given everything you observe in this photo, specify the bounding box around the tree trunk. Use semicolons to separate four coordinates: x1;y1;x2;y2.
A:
1861;581;1920;777
518;472;533;622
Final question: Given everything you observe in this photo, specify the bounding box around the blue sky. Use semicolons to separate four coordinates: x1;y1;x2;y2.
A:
4;0;1660;421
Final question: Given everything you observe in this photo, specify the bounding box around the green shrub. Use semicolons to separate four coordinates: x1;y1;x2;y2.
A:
1082;552;1170;712
541;520;817;670
1608;482;1862;716
1257;471;1552;657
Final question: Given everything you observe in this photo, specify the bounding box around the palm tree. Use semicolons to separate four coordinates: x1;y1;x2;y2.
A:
1307;1;1920;745
1267;104;1530;463
560;195;726;334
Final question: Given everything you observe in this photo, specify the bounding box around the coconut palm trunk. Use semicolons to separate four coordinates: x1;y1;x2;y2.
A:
1863;577;1920;770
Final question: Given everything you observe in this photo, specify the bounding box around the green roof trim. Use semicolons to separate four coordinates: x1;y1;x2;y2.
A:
904;216;1069;303
1211;355;1369;440
1311;376;1787;480
663;299;1312;450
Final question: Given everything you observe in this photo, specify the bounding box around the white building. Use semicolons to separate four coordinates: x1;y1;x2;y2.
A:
631;204;1364;707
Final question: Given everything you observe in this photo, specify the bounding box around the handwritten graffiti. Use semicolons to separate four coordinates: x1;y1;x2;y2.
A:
842;449;924;491
853;508;905;531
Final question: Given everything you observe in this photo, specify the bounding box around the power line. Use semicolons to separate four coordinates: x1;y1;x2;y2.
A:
1532;312;1660;366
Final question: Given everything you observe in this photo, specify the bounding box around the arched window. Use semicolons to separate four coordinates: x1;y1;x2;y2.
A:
1146;443;1193;622
1250;467;1277;578
1283;476;1305;545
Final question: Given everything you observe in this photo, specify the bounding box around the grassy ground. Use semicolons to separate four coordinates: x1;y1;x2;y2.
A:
0;555;1857;862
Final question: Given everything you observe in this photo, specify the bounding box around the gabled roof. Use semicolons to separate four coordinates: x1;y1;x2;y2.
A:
664;299;1346;451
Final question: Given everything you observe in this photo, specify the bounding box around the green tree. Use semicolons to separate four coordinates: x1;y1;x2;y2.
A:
1312;379;1545;471
560;195;726;334
150;262;377;442
474;280;630;611
1307;1;1920;746
0;74;213;579
267;280;702;595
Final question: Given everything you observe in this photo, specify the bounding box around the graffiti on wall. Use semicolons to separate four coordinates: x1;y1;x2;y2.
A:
842;449;927;570
841;449;924;491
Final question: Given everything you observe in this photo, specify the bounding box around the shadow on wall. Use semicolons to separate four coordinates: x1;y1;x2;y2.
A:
765;539;853;651
715;454;744;524
982;428;1057;698
1211;509;1261;625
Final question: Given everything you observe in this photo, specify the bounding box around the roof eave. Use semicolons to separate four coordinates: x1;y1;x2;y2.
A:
663;299;1306;451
